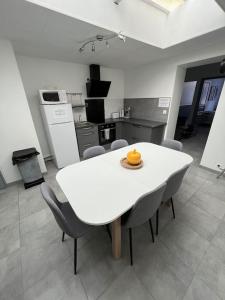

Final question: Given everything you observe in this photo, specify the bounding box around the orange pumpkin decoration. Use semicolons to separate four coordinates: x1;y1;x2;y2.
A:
127;149;141;165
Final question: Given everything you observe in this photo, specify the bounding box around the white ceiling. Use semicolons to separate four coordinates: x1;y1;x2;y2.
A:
0;0;224;69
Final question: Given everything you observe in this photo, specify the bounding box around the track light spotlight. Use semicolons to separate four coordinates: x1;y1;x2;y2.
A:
106;41;110;48
79;47;84;53
118;32;126;42
114;0;122;5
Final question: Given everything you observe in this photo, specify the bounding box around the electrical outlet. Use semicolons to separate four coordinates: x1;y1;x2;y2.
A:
163;110;167;115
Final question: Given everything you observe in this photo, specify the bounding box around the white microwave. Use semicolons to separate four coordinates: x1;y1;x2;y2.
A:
39;90;68;105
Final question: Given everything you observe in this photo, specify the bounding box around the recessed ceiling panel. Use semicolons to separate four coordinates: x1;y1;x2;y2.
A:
144;0;185;13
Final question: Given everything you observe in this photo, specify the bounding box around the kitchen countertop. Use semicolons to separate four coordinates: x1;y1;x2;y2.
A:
75;118;166;129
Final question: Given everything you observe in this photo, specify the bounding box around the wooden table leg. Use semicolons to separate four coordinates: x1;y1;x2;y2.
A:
111;217;121;259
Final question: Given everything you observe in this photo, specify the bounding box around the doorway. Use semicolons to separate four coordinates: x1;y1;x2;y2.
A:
175;77;225;164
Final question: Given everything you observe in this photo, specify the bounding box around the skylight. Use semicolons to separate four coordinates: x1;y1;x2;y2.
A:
144;0;185;13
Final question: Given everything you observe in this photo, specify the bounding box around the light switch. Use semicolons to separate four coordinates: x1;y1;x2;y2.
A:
163;110;167;115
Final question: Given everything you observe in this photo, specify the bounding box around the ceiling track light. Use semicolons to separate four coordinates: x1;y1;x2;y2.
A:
114;0;123;5
118;32;126;42
78;31;126;53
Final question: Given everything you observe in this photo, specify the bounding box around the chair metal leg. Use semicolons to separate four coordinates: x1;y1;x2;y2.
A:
156;209;159;236
129;228;133;266
171;197;175;219
149;219;154;243
105;224;112;241
62;232;65;242
74;238;77;275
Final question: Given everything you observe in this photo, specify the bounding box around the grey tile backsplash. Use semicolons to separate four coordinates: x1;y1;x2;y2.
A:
124;98;169;123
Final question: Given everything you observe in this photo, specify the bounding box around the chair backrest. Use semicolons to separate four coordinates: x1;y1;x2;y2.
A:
111;139;129;151
123;183;166;228
163;165;189;202
40;183;72;236
162;139;183;152
83;145;105;160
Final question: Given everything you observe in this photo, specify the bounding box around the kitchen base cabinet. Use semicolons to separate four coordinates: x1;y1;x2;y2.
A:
150;126;165;145
116;122;123;140
121;122;165;145
76;125;99;157
75;119;165;158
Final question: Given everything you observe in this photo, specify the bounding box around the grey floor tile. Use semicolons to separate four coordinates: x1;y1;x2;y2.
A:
0;183;18;197
188;165;215;181
0;250;23;300
0;223;20;259
23;258;87;300
183;277;222;300
20;208;60;249
0;189;19;230
134;243;188;300
79;250;127;300
18;185;47;219
200;178;225;202
176;201;220;241
173;181;197;205
190;190;225;220
158;219;209;272
99;267;153;300
196;245;225;300
156;241;194;288
211;221;225;261
21;239;71;291
44;161;58;179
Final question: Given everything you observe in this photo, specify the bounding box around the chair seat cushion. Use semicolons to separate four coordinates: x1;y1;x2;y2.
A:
61;202;92;238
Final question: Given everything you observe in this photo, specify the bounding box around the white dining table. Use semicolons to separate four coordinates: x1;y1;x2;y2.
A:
56;142;193;258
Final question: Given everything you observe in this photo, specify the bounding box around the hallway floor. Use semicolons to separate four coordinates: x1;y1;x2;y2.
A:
1;156;225;300
182;126;211;165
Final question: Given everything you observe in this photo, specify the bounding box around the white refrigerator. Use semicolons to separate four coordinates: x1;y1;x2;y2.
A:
41;103;80;168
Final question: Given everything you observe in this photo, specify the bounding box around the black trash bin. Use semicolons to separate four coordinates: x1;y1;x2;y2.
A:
12;148;45;189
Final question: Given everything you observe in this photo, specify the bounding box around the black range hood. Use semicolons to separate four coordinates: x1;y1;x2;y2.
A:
86;64;111;97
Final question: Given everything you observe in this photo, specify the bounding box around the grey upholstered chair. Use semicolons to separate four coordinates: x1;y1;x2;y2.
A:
40;183;92;275
156;165;189;235
122;183;166;265
111;139;129;151
161;139;183;152
83;145;105;160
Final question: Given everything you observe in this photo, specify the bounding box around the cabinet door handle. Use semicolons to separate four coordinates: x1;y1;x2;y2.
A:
132;124;142;128
82;127;94;130
83;143;92;148
81;132;93;136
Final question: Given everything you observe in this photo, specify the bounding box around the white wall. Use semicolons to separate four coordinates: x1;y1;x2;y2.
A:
16;55;124;158
125;59;177;98
201;84;225;171
0;39;46;184
165;66;186;139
